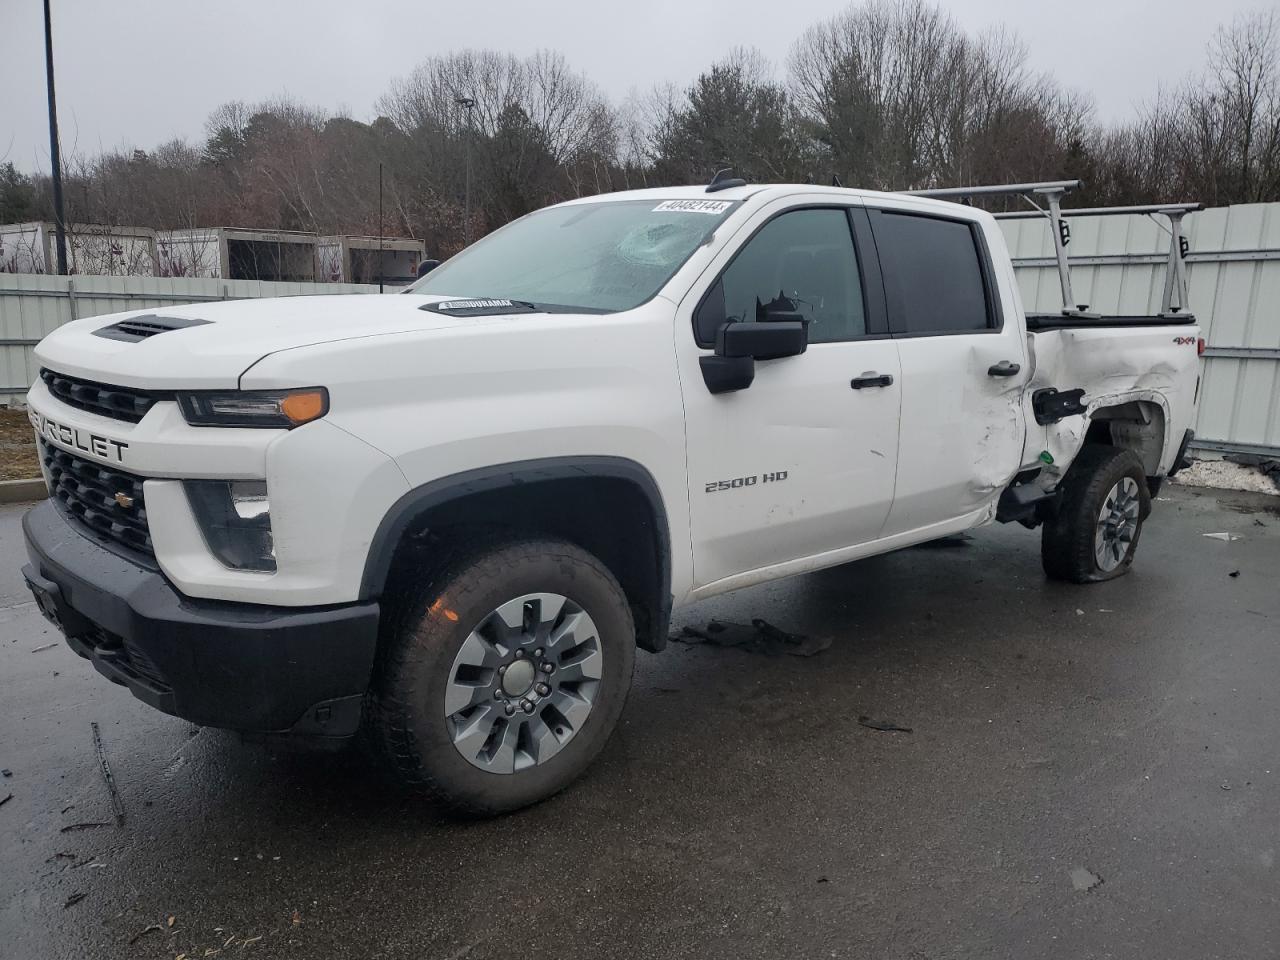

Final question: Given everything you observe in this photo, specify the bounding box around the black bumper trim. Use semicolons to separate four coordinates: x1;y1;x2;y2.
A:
1168;429;1195;477
22;500;379;738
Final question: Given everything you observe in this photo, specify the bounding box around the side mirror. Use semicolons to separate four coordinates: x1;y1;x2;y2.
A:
699;319;808;395
716;320;807;362
416;259;441;278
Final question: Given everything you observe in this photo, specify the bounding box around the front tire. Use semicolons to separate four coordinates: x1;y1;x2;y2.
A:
370;539;635;815
1042;445;1152;583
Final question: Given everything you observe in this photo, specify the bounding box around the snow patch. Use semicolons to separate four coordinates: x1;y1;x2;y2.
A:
1173;459;1279;496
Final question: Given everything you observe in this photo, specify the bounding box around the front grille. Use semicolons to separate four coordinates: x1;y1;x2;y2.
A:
41;440;153;557
39;368;170;423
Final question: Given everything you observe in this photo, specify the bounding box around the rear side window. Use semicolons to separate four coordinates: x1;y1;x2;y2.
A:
872;212;993;335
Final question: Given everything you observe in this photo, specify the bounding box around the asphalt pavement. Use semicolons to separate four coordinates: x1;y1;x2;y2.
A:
1;484;1277;960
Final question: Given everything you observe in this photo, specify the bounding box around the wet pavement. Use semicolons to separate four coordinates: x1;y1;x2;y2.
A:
1;484;1278;959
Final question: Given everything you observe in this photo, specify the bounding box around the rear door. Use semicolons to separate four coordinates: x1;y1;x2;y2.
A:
677;199;902;590
867;204;1027;537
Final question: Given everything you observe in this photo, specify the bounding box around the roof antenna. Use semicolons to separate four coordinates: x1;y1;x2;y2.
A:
707;168;747;193
831;174;843;188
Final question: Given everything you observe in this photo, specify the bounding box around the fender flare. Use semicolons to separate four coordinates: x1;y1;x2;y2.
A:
357;456;673;643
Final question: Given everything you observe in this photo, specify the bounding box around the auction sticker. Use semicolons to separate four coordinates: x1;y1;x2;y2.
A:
652;199;733;214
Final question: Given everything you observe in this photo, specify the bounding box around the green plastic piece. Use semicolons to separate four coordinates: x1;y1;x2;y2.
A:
1039;450;1055;465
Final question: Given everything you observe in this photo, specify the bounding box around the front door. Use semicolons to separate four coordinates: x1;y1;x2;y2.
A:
677;201;902;591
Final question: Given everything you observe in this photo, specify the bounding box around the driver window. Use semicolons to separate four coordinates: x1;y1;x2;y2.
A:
702;208;866;346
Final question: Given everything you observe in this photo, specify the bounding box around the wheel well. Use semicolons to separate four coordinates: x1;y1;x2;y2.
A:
364;461;672;653
1085;401;1166;476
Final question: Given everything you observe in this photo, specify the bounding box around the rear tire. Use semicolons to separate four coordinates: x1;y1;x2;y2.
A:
1041;445;1152;583
369;538;635;816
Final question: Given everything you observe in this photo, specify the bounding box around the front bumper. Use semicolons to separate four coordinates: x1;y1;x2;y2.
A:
22;500;380;742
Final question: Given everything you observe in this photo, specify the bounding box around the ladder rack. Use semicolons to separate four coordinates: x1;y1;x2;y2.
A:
903;180;1202;317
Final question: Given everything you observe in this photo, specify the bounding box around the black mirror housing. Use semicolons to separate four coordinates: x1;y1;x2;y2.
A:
716;320;808;362
699;320;808;394
699;355;755;394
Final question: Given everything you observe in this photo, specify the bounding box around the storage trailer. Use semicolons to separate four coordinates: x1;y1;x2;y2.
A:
317;236;426;286
0;222;158;276
156;228;320;282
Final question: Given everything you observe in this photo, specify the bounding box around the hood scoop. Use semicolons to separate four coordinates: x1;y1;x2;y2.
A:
93;314;211;343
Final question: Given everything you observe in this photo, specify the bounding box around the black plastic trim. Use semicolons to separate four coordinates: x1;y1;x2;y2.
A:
1026;313;1198;331
39;367;173;423
1032;387;1088;425
1168;429;1195;477
358;457;673;651
93;314;211;343
22;501;378;737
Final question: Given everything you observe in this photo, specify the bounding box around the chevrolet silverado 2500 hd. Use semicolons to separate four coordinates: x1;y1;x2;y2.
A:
22;179;1201;814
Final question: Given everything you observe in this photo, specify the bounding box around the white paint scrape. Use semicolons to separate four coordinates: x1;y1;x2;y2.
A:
1173;459;1280;496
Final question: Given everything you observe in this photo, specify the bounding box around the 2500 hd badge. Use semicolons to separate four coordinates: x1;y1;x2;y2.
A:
28;410;129;463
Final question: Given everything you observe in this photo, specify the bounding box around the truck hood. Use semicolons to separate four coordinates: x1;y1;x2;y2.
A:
33;294;494;389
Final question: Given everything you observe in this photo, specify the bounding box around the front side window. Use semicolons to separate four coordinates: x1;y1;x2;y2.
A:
872;212;993;335
408;199;739;314
698;208;867;346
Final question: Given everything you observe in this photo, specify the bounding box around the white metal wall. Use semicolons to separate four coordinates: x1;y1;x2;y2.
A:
1001;203;1280;456
0;274;380;400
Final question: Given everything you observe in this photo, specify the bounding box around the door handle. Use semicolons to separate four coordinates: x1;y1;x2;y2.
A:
987;360;1021;377
851;372;894;389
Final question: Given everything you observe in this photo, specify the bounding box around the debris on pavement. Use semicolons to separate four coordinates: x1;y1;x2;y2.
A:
0;792;11;808
1202;532;1242;541
672;618;831;657
63;893;85;909
1229;570;1241;578
127;923;163;945
2;768;12;777
857;716;913;733
30;642;58;653
91;721;125;827
59;822;109;832
1069;866;1104;892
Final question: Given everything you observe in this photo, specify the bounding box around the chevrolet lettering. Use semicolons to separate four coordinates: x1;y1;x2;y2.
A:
28;410;129;462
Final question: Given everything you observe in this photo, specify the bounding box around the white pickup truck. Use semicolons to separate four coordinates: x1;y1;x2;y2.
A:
21;178;1201;814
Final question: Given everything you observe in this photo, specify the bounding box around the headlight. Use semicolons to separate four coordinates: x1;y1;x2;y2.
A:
177;388;328;428
185;480;275;571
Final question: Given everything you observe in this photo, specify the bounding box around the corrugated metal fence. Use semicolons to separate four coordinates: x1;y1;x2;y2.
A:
1001;202;1280;456
3;206;1279;455
0;274;379;400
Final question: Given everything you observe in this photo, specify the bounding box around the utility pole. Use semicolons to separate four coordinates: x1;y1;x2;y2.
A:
43;0;68;275
455;97;476;247
378;161;384;294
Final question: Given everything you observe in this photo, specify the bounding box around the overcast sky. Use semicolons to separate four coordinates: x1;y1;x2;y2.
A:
0;0;1265;173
